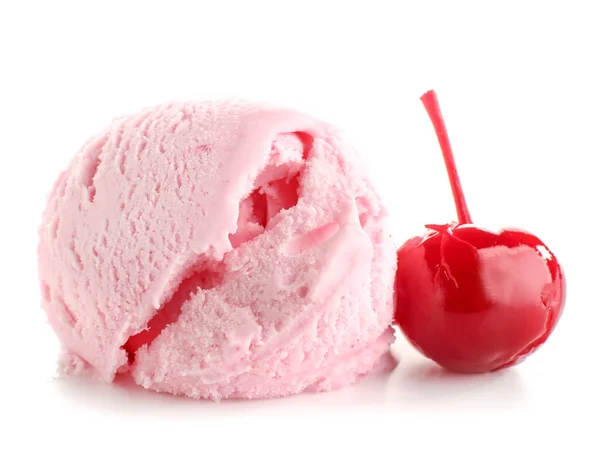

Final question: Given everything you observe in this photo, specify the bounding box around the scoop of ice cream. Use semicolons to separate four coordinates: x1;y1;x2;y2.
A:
38;101;397;400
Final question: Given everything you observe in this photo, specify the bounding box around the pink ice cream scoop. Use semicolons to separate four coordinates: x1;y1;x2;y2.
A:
38;101;397;400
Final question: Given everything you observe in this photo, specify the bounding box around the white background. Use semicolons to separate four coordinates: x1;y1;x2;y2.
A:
1;1;599;460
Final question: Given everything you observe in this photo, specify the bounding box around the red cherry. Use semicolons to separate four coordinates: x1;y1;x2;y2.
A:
394;90;566;373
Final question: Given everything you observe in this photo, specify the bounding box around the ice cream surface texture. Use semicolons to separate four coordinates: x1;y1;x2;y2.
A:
38;101;397;400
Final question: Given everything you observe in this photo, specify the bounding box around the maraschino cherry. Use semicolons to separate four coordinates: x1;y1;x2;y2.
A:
394;90;566;373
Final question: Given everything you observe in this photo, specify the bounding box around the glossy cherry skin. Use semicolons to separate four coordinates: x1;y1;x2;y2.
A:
394;223;566;373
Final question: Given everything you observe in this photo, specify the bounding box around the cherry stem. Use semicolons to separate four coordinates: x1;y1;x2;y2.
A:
420;90;472;225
